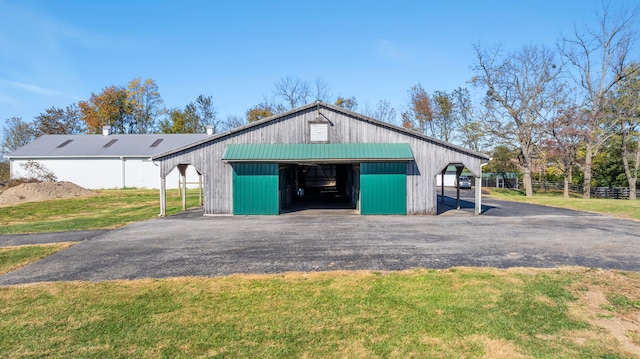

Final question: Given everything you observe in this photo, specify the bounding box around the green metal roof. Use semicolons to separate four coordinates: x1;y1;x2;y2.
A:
482;172;519;179
222;143;414;162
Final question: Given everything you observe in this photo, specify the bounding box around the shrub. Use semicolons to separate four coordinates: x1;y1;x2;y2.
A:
19;160;57;182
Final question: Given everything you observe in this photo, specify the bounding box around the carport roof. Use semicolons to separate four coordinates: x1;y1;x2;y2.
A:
222;143;414;162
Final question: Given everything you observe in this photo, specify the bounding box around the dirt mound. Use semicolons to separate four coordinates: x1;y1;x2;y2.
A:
0;181;96;206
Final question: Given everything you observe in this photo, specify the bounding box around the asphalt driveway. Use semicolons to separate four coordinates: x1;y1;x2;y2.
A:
1;195;639;285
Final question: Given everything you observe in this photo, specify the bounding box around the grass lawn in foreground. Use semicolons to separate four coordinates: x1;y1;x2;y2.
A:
0;242;75;274
487;188;640;221
0;188;201;235
1;267;639;358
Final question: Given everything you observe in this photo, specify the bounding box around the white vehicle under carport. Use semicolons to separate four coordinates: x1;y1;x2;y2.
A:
455;176;472;189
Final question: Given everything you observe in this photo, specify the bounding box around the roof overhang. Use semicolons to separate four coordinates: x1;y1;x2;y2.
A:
222;143;414;163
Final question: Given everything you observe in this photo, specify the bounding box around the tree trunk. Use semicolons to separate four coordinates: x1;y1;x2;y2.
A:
523;165;533;197
563;169;570;198
620;124;638;201
583;143;593;199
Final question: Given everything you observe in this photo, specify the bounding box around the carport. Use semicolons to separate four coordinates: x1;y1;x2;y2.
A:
438;163;480;212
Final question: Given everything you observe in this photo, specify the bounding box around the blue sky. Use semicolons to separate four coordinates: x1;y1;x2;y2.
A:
0;0;634;130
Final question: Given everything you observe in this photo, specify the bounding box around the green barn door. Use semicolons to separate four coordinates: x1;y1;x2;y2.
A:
232;163;279;215
360;162;406;215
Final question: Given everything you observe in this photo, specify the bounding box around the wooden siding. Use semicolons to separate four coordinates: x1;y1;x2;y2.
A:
158;105;486;215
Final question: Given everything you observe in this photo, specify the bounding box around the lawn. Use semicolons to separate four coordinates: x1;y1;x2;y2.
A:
487;188;640;220
0;188;201;235
2;189;640;357
1;267;639;358
0;242;75;274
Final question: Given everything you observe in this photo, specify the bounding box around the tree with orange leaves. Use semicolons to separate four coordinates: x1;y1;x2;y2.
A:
79;78;165;134
401;84;433;135
78;85;131;134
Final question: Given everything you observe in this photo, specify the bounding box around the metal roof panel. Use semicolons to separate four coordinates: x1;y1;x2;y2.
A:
7;134;209;158
222;143;414;162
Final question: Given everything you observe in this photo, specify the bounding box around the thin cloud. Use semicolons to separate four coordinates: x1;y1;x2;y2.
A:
0;79;60;96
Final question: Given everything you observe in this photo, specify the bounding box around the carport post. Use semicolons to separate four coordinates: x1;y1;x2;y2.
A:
475;161;489;215
198;173;203;206
159;177;166;217
177;164;188;211
440;169;445;204
181;173;187;211
455;166;464;210
475;176;482;215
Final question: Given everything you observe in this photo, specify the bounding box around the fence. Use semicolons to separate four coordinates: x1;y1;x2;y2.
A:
532;181;637;199
482;177;519;189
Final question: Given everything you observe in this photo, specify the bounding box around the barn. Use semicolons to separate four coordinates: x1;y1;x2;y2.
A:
7;127;208;190
153;102;490;216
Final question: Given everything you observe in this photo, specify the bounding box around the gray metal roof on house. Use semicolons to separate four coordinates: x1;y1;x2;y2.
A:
7;133;209;158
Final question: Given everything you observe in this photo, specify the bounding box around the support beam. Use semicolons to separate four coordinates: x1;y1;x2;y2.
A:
440;169;445;204
475;176;482;215
177;164;189;211
120;157;126;189
455;166;464;210
159;177;166;217
198;173;203;206
182;174;187;211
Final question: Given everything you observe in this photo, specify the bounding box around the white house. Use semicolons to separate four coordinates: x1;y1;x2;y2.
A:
6;127;210;189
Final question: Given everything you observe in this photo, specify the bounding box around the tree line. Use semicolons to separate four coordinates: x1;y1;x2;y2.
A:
1;3;638;200
472;3;639;200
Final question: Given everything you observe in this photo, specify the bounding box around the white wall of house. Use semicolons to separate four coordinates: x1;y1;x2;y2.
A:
436;173;457;186
10;157;200;189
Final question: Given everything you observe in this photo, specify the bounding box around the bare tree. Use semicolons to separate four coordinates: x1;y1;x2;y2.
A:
611;64;640;199
33;104;86;135
472;44;562;197
313;77;332;102
364;99;397;124
559;3;638;198
273;76;311;109
544;106;589;197
20;160;57;182
453;87;485;152
194;94;219;134
1;117;35;154
221;115;246;131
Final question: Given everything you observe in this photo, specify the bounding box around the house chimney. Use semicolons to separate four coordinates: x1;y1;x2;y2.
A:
102;126;111;136
205;125;214;135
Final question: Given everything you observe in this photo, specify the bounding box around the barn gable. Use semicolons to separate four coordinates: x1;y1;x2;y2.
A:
153;102;490;215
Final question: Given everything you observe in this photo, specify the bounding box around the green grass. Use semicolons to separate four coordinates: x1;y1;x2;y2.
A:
0;243;75;274
1;267;637;358
487;188;640;220
0;188;202;235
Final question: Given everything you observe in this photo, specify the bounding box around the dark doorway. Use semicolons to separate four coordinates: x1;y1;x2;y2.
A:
280;163;359;213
